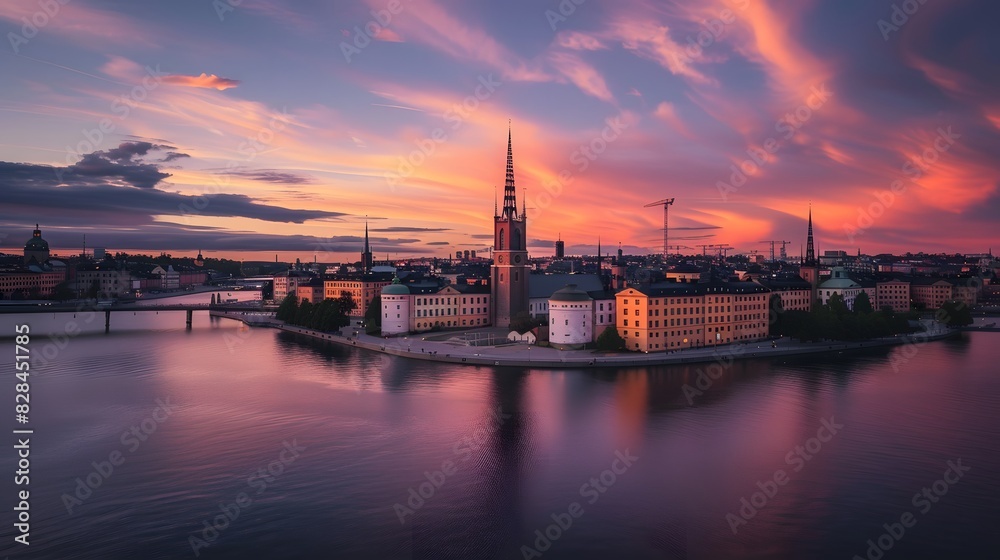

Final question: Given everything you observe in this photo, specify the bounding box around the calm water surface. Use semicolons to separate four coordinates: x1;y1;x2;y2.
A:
0;309;998;559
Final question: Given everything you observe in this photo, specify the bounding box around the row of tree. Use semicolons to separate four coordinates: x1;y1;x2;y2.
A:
768;291;952;342
276;294;355;332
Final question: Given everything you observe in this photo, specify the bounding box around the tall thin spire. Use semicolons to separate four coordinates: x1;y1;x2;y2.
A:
364;218;370;254
805;204;816;266
494;186;498;218
501;124;518;221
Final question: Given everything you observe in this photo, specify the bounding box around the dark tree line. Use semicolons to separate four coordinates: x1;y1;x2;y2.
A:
276;294;355;332
770;292;920;342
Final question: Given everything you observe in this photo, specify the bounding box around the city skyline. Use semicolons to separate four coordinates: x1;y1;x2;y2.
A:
2;0;998;260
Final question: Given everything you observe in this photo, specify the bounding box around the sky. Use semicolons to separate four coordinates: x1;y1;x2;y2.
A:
1;0;997;262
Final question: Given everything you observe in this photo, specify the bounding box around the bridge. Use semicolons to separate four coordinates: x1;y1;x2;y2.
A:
0;302;272;332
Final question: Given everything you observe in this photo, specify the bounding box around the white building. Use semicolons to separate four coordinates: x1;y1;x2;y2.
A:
380;278;410;336
548;284;594;350
819;267;863;310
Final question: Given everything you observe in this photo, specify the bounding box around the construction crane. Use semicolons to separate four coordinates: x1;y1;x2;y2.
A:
644;198;675;259
667;244;690;253
758;240;791;262
696;244;734;258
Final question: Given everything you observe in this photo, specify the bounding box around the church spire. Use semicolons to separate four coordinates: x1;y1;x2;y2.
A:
501;124;518;221
805;204;816;266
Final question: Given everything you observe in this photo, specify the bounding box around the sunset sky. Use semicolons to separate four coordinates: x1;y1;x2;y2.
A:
1;0;997;261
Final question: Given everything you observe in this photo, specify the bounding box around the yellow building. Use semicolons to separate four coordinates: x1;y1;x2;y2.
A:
324;273;393;317
616;279;770;353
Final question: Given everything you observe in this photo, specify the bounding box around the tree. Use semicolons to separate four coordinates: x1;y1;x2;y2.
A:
50;281;74;301
86;278;101;299
827;293;849;318
364;294;382;335
294;300;314;327
596;325;626;351
768;293;785;334
510;311;541;334
938;300;973;327
854;291;874;314
276;294;298;322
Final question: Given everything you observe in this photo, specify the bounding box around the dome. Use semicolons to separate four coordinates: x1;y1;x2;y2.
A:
382;277;410;295
24;226;49;251
549;284;592;302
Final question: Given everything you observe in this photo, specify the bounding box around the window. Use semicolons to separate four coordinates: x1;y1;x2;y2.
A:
499;229;505;250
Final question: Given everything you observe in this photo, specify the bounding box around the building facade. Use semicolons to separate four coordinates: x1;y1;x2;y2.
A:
324;273;393;317
876;278;910;312
818;267;863;309
616;280;770;353
548;284;593;350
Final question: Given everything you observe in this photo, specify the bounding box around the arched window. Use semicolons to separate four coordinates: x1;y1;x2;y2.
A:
512;228;521;250
499;229;505;250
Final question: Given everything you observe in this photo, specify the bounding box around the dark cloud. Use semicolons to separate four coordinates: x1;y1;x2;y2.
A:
1;142;345;225
162;152;191;162
425;241;450;245
56;141;171;189
370;226;452;233
0;222;430;254
468;234;494;239
226;169;314;184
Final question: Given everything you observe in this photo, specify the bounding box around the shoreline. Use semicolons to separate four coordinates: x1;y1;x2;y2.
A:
211;311;963;369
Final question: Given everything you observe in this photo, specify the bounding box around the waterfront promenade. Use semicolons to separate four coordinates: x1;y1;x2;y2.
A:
212;309;959;369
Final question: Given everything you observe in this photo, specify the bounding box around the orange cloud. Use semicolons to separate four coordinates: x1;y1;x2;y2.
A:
162;73;240;91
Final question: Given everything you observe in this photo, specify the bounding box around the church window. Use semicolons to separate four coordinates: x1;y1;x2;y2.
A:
499;229;505;250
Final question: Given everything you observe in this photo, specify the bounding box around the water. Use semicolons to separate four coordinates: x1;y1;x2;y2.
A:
1;310;998;559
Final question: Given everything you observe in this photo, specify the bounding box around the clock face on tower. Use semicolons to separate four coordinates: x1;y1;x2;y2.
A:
497;255;504;264
514;255;522;264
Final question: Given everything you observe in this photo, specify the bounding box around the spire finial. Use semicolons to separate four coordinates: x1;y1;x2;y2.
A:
501;124;518;221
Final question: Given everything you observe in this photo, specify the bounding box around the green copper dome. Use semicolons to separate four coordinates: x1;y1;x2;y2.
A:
382;277;410;295
549;284;592;302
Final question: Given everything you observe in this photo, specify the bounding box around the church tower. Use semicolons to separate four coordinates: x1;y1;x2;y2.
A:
799;205;819;309
491;126;529;328
361;218;373;273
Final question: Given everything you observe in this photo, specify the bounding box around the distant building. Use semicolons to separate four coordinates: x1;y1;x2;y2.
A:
379;274;492;335
876;278;910;312
324;272;393;317
295;278;324;303
23;224;50;266
273;270;312;301
818;267;863;309
757;274;812;312
555;236;565;259
547;284;593;350
380;278;410;335
616;279;770;353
